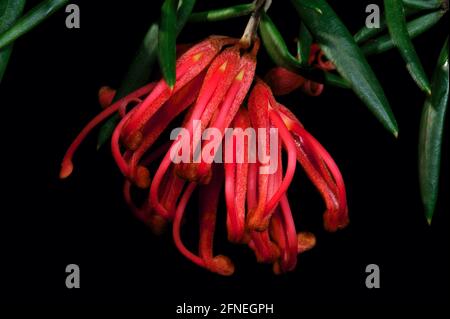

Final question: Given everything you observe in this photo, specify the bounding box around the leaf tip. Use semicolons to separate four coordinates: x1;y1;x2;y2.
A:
424;204;436;226
163;76;175;90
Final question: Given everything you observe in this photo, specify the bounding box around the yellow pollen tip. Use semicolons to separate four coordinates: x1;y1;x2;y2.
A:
278;111;294;131
192;53;203;62
235;69;245;81
219;61;228;72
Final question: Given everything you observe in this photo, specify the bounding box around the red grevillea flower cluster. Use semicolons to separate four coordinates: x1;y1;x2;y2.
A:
60;35;348;275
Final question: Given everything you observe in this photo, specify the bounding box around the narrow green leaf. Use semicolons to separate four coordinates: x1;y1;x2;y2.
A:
0;0;27;33
158;0;178;89
0;47;13;82
354;6;422;44
96;23;159;149
385;0;431;94
176;0;196;35
0;0;68;51
325;72;351;89
259;12;308;71
297;22;312;65
354;15;389;45
291;0;398;136
97;114;120;150
259;11;349;88
402;0;442;10
189;2;254;22
361;10;444;56
0;0;26;82
116;24;159;99
418;37;448;224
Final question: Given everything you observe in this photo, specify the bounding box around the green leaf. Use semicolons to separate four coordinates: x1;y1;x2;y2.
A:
361;10;444;56
188;2;255;22
291;0;398;136
0;0;27;33
354;5;423;44
297;22;312;65
385;0;431;94
354;14;390;45
97;114;120;150
0;47;13;82
0;0;68;51
259;11;349;88
259;12;307;71
176;0;196;35
0;0;26;82
418;37;448;224
325;72;351;89
116;23;159;99
402;0;442;10
158;0;178;89
96;23;159;149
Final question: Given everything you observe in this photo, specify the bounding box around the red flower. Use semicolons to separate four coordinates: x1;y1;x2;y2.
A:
60;35;347;275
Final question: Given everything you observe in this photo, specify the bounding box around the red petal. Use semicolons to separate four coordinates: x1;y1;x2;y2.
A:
128;72;205;185
174;46;241;182
264;67;305;96
121;36;236;148
224;108;250;243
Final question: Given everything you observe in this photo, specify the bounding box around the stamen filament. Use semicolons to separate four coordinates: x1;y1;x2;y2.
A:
264;110;297;217
172;183;206;268
60;82;155;179
279;194;298;272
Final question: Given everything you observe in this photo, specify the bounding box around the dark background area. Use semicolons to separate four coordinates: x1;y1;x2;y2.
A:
0;0;448;311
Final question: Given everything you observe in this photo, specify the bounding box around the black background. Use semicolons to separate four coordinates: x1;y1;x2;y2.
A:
1;0;449;311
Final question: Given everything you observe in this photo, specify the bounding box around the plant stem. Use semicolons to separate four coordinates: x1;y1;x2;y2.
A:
239;0;271;48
